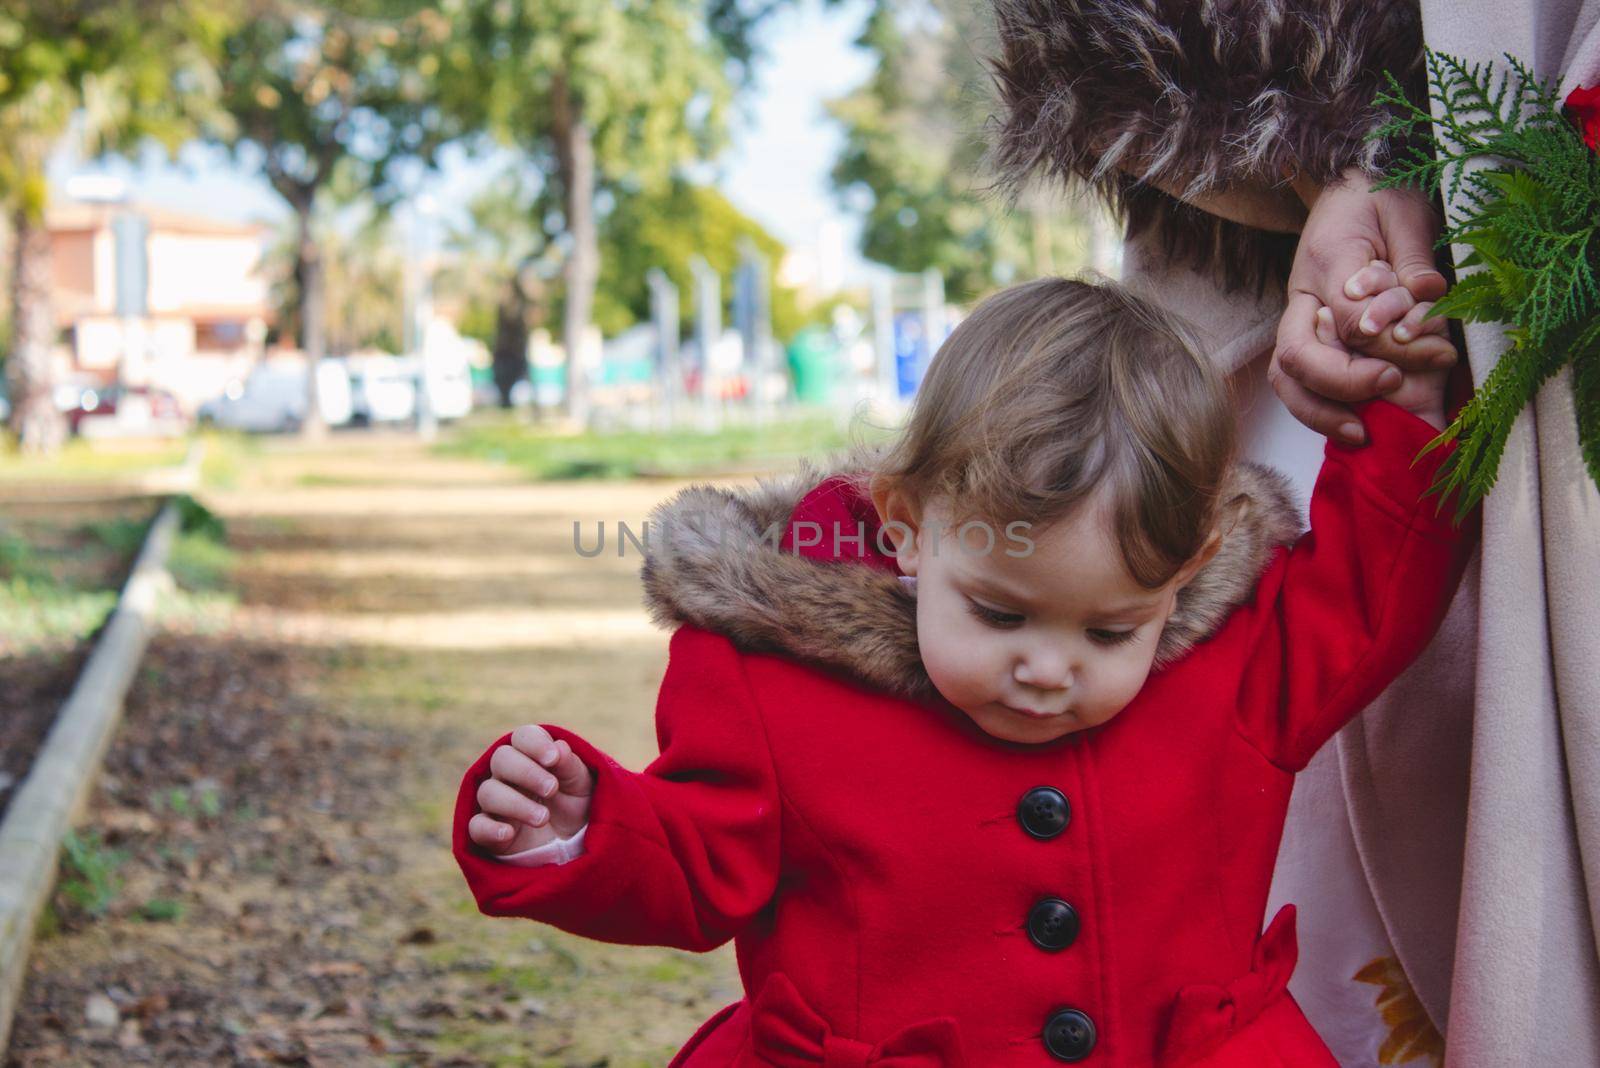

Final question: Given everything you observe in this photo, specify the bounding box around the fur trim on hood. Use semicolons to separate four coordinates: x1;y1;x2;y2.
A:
639;440;1303;705
983;0;1427;292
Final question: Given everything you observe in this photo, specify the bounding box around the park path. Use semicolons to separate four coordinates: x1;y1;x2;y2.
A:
7;433;747;1067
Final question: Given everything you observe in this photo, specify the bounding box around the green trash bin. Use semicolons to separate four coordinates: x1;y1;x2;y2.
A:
788;327;841;406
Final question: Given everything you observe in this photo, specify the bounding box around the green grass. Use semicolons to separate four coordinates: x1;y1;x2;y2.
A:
150;781;224;819
164;494;234;595
0;439;188;483
58;830;126;919
0;430;252;490
168;530;233;592
155;497;238;629
0;493;234;649
84;516;149;555
137;898;185;923
294;472;369;487
197;430;257;491
421;1028;565;1068
437;408;895;481
0;525;127;648
0;528;46;582
0;580;120;647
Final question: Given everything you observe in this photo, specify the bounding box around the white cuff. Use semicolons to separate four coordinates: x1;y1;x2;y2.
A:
496;823;589;866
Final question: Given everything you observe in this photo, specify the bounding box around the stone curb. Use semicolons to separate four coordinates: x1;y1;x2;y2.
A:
0;441;203;1052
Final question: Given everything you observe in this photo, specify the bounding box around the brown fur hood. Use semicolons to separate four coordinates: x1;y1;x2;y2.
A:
638;440;1303;706
984;0;1428;293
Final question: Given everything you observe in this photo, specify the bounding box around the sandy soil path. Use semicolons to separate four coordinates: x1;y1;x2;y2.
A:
7;434;754;1067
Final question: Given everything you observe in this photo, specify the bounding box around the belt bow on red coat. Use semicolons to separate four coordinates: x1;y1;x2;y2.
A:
750;972;967;1067
1158;904;1300;1066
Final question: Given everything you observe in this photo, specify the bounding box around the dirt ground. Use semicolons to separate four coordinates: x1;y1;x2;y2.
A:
5;434;755;1067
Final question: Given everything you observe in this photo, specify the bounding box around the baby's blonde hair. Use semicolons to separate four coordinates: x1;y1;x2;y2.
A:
856;276;1237;588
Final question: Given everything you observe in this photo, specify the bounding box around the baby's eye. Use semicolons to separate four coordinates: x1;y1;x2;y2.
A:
966;599;1023;628
1087;627;1138;646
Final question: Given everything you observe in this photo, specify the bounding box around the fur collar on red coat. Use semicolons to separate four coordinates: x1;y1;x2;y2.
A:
638;439;1303;706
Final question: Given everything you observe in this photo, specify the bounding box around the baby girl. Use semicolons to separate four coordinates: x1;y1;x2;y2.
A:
453;276;1476;1066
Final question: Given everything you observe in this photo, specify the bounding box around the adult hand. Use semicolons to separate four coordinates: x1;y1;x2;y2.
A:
1273;168;1455;444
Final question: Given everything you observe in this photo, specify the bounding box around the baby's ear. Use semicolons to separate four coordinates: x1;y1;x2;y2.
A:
1173;527;1224;590
869;476;922;574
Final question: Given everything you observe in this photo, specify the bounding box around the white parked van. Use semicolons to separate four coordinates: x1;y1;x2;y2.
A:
198;359;352;432
415;318;476;421
346;353;417;425
342;348;472;426
413;352;473;421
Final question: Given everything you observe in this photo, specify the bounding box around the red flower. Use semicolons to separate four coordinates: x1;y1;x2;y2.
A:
1565;85;1600;150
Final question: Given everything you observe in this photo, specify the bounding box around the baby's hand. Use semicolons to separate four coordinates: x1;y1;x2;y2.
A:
468;725;594;855
1275;256;1458;445
1341;259;1454;365
1314;305;1447;432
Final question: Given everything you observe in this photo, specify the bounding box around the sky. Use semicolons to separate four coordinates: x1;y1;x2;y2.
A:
47;0;878;281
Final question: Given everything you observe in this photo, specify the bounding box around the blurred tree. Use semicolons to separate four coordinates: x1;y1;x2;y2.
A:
433;168;559;407
435;0;736;426
594;179;807;343
205;0;460;437
706;0;792;90
0;1;227;453
826;0;1091;304
262;162;407;357
438;173;825;402
441;174;819;406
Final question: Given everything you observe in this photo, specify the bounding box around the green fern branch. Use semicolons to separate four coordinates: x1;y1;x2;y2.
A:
1367;49;1600;519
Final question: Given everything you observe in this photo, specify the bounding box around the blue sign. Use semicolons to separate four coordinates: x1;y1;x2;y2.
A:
893;311;928;398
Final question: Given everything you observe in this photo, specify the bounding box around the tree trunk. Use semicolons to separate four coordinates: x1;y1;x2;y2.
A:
491;286;531;409
295;201;327;439
552;72;597;429
6;200;65;454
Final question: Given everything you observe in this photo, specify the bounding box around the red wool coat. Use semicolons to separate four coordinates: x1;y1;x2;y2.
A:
453;399;1477;1067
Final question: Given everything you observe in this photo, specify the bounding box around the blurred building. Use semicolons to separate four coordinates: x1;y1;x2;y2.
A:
49;198;272;412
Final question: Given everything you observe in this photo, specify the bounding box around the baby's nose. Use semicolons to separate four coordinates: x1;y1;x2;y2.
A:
1014;653;1072;692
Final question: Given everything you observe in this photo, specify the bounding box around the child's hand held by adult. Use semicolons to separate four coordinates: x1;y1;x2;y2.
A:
1341;259;1452;360
1313;306;1447;433
468;725;593;855
1273;169;1457;444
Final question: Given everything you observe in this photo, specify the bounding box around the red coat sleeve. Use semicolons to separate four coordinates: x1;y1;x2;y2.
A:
451;625;782;951
1230;399;1480;772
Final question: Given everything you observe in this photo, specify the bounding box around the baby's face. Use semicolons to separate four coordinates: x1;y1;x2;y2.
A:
888;492;1209;745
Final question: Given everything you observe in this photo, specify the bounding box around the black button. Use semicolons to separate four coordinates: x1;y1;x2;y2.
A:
1018;786;1070;839
1043;1009;1096;1061
1027;897;1080;951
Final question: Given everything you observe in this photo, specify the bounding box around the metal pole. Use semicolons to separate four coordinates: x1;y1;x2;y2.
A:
735;238;773;426
403;199;419;355
411;196;438;440
921;268;945;372
691;255;721;433
872;271;897;421
751;245;773;425
647;268;680;431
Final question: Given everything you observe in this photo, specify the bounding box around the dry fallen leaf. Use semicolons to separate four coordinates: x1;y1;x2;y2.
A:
306;961;367;978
